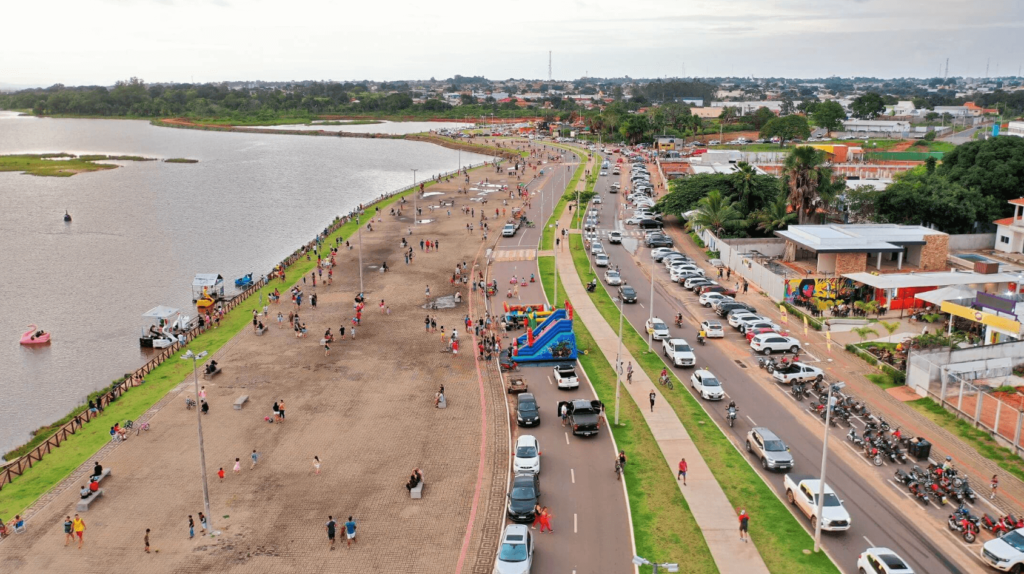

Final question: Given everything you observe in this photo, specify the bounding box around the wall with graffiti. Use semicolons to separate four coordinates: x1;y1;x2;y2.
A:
784;278;856;302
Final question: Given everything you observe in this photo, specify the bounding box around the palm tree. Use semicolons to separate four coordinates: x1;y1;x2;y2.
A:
752;195;797;235
733;162;758;215
781;146;837;226
687;189;745;237
878;320;901;342
853;326;879;343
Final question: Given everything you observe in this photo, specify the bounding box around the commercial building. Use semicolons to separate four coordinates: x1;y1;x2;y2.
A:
1004;122;1024;138
841;119;911;135
774;224;949;275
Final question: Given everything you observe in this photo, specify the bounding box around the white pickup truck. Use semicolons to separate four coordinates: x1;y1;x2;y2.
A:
783;474;852;532
771;362;824;385
553;363;579;390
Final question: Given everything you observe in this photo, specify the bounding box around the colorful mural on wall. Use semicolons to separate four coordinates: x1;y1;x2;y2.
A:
784;278;856;302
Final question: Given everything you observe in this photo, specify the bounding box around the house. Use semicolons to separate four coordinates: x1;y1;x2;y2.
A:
842;119;910;135
933;105;979;118
964;101;999;114
1004;122;1024;138
774;224;949;274
994;198;1024;253
886;100;916;116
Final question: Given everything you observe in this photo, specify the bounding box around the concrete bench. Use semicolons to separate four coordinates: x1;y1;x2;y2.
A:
255;327;266;336
410;482;424;499
92;468;112;483
76;489;104;512
233;395;249;410
202;367;222;380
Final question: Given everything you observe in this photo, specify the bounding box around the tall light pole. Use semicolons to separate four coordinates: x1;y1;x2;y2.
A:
411;169;419;226
182;349;214;535
647;245;655;351
814;381;845;553
356;214;364;295
613;292;625;426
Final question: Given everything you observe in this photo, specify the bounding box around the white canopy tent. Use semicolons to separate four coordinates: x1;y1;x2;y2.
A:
913;285;978;306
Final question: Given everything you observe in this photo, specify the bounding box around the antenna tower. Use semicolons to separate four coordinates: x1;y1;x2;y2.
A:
944;58;948;81
548;51;552;81
986;58;991;78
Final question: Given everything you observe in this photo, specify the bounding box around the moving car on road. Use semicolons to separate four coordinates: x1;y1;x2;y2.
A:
603;269;622;285
745;427;794;471
690;369;725;400
559;399;605;437
608;231;622;244
513;435;541;474
516;393;540;427
594;253;610;267
784;474;851;532
645;318;671;340
553;363;580;389
662;338;696;367
495;524;535;574
502;224;517;237
750;333;801;355
857;547;914;574
618;285;638;304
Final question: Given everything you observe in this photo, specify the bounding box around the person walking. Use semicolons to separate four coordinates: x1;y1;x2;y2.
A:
326;516;337;550
649;390;656;412
539;507;554;533
188;515;195;539
561;402;568;426
233;458;241;474
991;475;999;500
677;458;688;485
250;449;259;469
626;361;633;384
344;516;357;548
313;456;321;475
217;467;225;481
145;528;151;553
72;514;86;549
64;516;74;546
198;512;208;534
738;509;750;542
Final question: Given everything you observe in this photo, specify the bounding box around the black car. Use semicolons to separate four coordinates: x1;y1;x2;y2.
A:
717;302;756;317
516;393;540;427
638;219;663;230
507;473;541;522
646;235;674;248
618;285;638;304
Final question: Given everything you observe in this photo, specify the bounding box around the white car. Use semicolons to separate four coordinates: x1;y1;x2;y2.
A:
735;315;775;333
502;224;516;237
728;312;761;329
608;231;622;244
981;528;1024;571
750;333;801;355
700;320;725;338
624;217;643;225
699;292;732;308
671;269;703;283
741;320;781;335
662;338;696;367
857;548;914;574
495;524;535;574
599;171;608;176
690;369;725;400
634;199;656;209
668;262;702;274
594;253;610;267
513;435;541;474
593;196;602;204
604;269;622;285
684;276;714;290
591;242;604;255
645;318;671;340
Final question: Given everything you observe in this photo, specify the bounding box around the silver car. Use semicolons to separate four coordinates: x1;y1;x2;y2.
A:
494;523;534;574
745;427;794;471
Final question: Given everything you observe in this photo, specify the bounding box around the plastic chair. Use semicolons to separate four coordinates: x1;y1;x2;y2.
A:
14;520;26;534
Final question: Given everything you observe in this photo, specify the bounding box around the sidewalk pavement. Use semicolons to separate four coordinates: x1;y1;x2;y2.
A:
553;209;771;574
664;221;1024;516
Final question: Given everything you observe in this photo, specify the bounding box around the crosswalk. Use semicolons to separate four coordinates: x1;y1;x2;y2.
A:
588;229;647;238
492;249;537;262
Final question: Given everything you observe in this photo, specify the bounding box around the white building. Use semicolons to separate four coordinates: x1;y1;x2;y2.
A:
710;101;784;114
933;105;980;118
887;101;916;116
994;198;1024;254
842;119;910;135
1005;122;1024;138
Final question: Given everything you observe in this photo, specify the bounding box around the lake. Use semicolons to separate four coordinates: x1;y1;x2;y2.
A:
0;112;489;454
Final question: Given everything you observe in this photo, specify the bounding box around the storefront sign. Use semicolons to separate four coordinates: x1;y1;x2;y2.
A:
941;301;1021;333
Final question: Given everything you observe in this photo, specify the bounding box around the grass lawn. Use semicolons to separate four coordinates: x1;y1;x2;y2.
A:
564;234;837;574
0;156;507;518
908;397;1024;483
538;257;716;573
0;153;153;177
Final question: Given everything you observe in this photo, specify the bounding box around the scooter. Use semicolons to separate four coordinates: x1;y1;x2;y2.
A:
500;360;521;372
982;515;1012;535
757;357;778;372
948;506;980;542
848;428;864;448
863;440;883;466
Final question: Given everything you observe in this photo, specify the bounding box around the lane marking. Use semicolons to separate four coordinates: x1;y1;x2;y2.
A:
547;375;554;386
863;536;874;548
638;303;645;308
571;468;575;484
574;513;578;534
746;415;758;426
565;432;570;445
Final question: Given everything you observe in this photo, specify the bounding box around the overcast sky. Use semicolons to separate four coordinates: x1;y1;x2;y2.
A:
4;0;1024;87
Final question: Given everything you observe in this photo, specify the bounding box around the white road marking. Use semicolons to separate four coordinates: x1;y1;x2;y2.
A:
547;375;554;386
565;432;570;445
571;469;575;484
638;303;645;308
574;513;578;533
746;415;758;426
863;536;874;548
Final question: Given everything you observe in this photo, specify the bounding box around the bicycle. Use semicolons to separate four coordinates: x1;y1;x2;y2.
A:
659;374;674;390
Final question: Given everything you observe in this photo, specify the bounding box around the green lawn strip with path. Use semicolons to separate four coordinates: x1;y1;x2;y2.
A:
570;172;599;229
565;234;838;574
427;135;530;160
0;161;496;518
538;257;716;573
908;397;1024;483
540;148;588;251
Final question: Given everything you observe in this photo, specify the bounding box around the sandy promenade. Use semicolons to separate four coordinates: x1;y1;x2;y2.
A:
0;157;559;573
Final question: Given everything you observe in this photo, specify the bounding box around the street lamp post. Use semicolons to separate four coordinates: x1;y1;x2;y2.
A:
182;349;214;535
411;169;419;226
356;214;364;295
814;381;845;553
647;245;655;351
614;292;625;426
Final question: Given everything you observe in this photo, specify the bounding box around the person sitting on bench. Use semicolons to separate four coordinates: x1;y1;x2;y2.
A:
204;360;219;375
80;485;91;499
88;478;99;493
91;462;103;482
201;399;209;415
405;468;423;491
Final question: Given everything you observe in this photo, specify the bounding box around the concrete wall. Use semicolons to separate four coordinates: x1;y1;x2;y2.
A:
948;233;997;251
817;252;837;273
908;341;1024;396
705;232;787;300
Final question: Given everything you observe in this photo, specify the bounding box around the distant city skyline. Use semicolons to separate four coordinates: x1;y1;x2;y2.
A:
3;0;1023;87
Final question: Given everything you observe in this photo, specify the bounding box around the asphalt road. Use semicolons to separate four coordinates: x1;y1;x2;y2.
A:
584;152;982;574
487;145;634;574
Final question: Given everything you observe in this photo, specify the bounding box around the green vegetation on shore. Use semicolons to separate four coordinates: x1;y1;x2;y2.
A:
0;153;156;177
164;158;199;163
538;257;717;573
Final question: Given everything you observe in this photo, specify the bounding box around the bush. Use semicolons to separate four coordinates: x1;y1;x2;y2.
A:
690;232;705;248
924;131;936;141
782;302;822;330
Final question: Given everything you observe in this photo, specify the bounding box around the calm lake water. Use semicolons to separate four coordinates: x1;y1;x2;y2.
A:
0;112;487;454
253;120;472;134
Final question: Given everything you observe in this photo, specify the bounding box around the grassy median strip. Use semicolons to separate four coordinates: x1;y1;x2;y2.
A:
540;148;588;250
538;257;717;573
564;235;838;574
0;158;507;518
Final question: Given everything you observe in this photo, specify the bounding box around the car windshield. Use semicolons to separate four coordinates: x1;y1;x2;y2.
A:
878;554;909;570
511;487;535;500
516;445;537;458
607;271;619;278
1002;531;1024;552
763;439;787;452
622;288;635;296
519;401;536;412
674;344;692;352
499;541;528;562
814;493;842;507
702;377;720;387
705;323;721;329
652;321;667;330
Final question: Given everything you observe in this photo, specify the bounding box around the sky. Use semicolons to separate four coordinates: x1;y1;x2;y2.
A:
3;0;1024;87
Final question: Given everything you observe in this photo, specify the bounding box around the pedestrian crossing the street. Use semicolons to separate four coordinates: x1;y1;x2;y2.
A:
492;249;537;262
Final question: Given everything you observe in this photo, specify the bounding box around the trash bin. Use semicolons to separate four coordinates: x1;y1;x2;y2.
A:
909;438;931;461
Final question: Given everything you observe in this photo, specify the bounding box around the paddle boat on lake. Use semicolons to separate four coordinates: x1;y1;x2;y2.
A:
20;324;51;345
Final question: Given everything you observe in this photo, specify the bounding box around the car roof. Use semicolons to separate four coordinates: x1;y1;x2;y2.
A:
515;434;538;447
503;523;530;539
751;427;781;441
667;338;690;345
865;548;911;570
702;320;722;326
519;393;536;402
694;369;714;377
650;318;667;324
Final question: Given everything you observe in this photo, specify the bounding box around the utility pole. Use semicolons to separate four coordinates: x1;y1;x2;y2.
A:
814;381;845;553
944;58;949;82
549;51;552;82
411;169;419;226
183;350;214;536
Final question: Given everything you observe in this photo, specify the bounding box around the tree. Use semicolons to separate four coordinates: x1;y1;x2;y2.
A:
781;146;835;227
687;189;746;236
655;172;777;219
853;326;879;343
879;320;901;342
811;100;846;136
760;115;811;147
751;106;776;130
780;97;796;116
850;92;886;119
912;97;931;111
719;106;738;124
873;170;1000;233
938;136;1024;207
619;114;651;144
732;162;766;215
752;195;797;235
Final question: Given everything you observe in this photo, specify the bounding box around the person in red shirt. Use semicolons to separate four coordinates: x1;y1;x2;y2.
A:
738;509;750;542
677;458;688;485
217;468;225;481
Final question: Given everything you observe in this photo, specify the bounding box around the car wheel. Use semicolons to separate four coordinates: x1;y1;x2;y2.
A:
704;302;711;308
763;348;773;356
745;440;752;452
811;517;817;531
761;458;769;470
787;490;795;504
790;346;800;354
859;569;866;574
740;326;746;334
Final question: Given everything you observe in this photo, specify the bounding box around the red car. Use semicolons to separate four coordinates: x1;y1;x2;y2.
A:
699;285;738;297
746;327;781;342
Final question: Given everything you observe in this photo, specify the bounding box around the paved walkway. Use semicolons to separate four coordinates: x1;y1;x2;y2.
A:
553;210;770;574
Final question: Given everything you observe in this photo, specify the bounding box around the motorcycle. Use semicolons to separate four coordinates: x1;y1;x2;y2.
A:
697;335;705;346
982;515;1012;535
948;505;980;542
674;316;684;328
874;415;892;432
894;468;912;485
792;382;807;402
848;428;864;448
863;440;883;466
586;280;597;293
927;481;948;505
757;357;778;372
908;481;930;504
726;404;739;428
500;360;520;372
